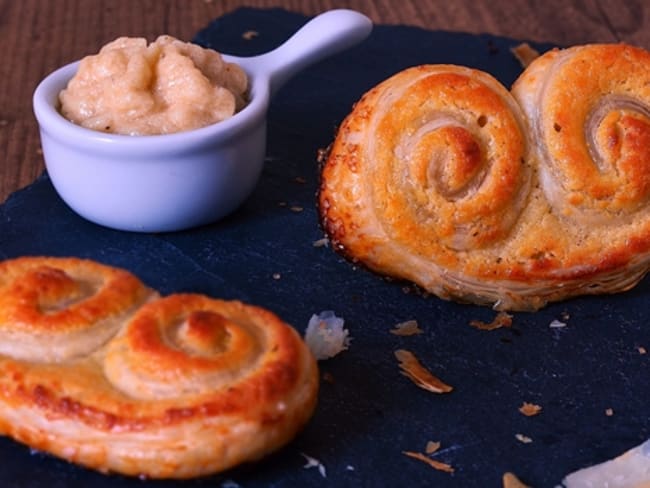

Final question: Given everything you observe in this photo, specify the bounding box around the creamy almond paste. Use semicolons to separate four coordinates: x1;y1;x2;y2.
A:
59;36;248;135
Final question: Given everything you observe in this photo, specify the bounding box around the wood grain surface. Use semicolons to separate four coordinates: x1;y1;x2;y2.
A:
1;0;648;203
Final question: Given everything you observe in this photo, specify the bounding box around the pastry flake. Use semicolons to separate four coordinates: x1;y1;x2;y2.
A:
402;450;455;473
502;472;531;488
394;349;453;394
519;402;542;417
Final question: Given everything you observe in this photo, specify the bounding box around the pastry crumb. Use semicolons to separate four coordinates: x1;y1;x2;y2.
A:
394;349;453;394
515;433;533;444
519;402;542;417
402;450;454;473
425;441;441;454
511;42;540;68
301;453;327;478
242;30;259;40
549;319;566;328
312;237;329;248
390;320;423;336
605;408;614;416
470;311;513;331
503;472;530;488
638;346;647;355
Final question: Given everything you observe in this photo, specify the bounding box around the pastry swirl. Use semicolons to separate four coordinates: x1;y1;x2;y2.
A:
320;49;650;310
320;65;536;309
324;65;531;252
367;66;532;252
0;256;155;362
0;257;319;478
512;44;650;224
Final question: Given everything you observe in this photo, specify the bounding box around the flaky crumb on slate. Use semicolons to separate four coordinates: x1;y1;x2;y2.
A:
390;320;424;336
503;472;531;488
305;311;351;360
549;319;567;328
511;42;540;68
290;206;303;212
605;408;614;416
515;433;533;444
425;441;441;454
394;349;453;393
402;451;454;473
301;453;327;478
313;237;329;248
470;311;513;331
242;30;259;40
638;346;647;355
519;402;542;417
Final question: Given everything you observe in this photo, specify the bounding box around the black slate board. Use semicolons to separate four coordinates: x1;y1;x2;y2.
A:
1;8;649;488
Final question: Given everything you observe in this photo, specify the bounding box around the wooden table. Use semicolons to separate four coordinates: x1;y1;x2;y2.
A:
2;0;649;204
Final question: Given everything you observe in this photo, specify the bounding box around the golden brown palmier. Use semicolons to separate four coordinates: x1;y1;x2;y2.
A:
0;256;156;361
0;257;318;478
320;54;650;311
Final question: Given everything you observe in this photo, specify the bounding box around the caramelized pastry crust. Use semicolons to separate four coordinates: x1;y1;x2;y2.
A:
0;257;318;478
0;256;155;361
512;44;650;224
319;51;650;310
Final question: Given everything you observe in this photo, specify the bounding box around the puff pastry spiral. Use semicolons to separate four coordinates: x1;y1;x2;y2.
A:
0;257;318;478
319;49;650;310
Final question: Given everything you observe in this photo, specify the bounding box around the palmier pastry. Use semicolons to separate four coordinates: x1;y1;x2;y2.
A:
0;257;319;478
319;55;650;311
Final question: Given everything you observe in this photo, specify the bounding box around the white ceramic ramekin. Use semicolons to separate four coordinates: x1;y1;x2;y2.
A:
33;10;372;232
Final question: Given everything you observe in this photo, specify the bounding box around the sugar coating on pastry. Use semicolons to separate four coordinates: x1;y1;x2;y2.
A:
319;51;650;311
0;257;319;479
